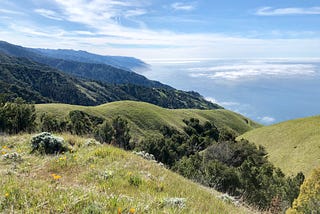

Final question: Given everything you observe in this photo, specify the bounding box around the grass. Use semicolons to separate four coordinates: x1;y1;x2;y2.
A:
239;115;320;176
36;101;261;141
0;133;256;213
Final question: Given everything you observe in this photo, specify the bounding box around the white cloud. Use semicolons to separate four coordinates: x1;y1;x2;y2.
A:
0;8;24;15
171;2;196;11
256;7;320;16
34;9;63;20
189;63;317;80
1;1;320;60
259;116;276;124
205;97;239;107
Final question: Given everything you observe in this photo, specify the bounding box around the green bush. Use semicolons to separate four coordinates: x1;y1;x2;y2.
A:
31;132;68;154
287;167;320;214
0;98;36;134
128;173;142;187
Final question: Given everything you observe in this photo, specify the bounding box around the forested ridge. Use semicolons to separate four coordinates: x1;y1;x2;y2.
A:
0;52;220;109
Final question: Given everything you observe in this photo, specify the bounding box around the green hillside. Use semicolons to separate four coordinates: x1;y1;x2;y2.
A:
0;133;255;213
36;101;261;140
0;40;166;89
0;52;220;109
239;115;320;176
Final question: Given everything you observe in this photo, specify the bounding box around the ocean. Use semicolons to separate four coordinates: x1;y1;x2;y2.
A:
143;58;320;124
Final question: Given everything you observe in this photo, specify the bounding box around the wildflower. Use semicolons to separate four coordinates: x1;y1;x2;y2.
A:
2;145;7;149
129;208;135;213
1;151;6;155
51;173;62;180
117;207;122;214
5;193;9;197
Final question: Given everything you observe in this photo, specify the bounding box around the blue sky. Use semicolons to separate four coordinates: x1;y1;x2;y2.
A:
0;0;319;60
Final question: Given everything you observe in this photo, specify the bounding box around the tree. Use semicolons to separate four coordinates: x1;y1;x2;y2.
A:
287;167;320;214
112;116;131;150
0;97;36;134
95;121;114;144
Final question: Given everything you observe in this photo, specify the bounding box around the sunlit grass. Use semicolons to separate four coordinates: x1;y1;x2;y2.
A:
239;115;320;176
0;133;256;213
36;101;261;141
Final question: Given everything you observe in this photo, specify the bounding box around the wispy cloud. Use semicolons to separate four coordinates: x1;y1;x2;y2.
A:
171;2;196;11
256;7;320;16
189;63;317;80
1;1;320;60
259;116;276;124
34;9;63;20
0;8;24;15
205;97;239;107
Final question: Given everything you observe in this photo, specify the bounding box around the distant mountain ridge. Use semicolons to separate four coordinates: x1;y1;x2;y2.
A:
35;48;149;73
0;52;221;109
0;41;170;89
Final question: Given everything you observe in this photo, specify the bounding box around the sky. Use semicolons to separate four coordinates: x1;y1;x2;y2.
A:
1;0;320;124
0;0;320;60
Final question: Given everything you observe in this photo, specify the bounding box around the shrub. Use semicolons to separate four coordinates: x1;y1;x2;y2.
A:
163;197;186;208
128;173;142;187
0;98;36;134
132;151;156;161
2;152;22;162
287;167;320;214
31;132;68;154
84;139;101;147
112;116;131;150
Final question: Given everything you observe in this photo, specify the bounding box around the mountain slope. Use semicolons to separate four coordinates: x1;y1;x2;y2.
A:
239;115;320;176
35;48;149;72
0;41;169;89
0;53;221;109
0;134;254;213
36;101;261;140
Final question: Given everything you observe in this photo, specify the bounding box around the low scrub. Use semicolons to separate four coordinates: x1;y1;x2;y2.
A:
31;132;68;154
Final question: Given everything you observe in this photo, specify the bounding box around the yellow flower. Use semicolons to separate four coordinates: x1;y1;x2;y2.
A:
51;173;62;180
2;145;7;149
129;208;135;214
1;151;6;155
117;207;122;214
5;193;9;197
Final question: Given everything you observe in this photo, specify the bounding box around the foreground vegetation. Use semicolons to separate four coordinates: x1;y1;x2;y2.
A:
1;98;312;213
0;134;254;213
239;115;320;176
287;167;320;213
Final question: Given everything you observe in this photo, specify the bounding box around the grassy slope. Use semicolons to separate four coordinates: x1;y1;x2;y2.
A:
36;101;261;140
0;134;255;213
239;115;320;176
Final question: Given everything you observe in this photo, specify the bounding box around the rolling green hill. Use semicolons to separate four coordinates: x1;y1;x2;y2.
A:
36;101;261;141
0;133;255;213
239;115;320;176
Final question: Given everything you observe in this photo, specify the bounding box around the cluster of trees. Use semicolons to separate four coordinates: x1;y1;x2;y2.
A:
0;97;36;134
0;97;130;150
138;118;304;212
39;110;131;150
